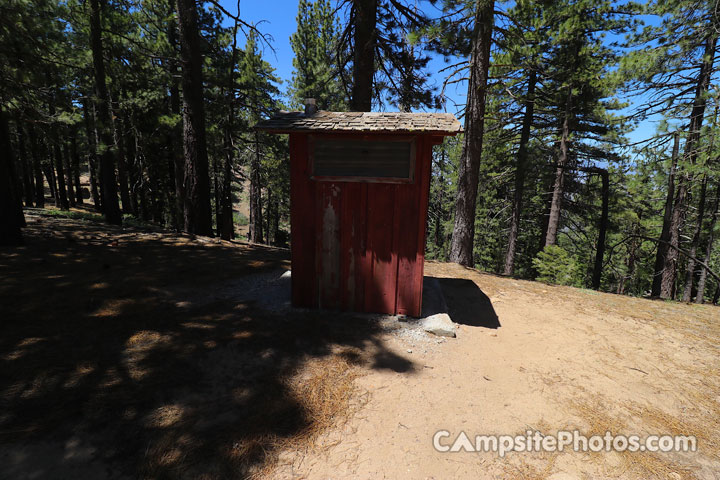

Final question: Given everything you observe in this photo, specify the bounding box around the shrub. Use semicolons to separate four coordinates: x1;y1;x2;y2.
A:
532;245;583;287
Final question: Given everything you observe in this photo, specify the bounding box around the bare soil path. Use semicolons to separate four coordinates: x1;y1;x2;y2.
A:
277;262;720;480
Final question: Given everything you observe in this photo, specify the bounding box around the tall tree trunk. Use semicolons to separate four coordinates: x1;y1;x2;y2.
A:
16;123;35;208
45;155;58;204
52;135;69;210
271;198;280;246
350;0;377;111
0;105;25;245
651;133;680;296
681;176;708;301
659;34;716;299
48;99;70;210
591;168;609;290
448;0;494;266
220;126;235;240
176;0;213;235
126;117;141;214
214;153;221;236
89;0;122;225
661;176;687;299
265;188;272;244
71;133;83;204
219;10;239;241
504;68;536;275
695;182;719;303
63;142;76;207
28;124;45;208
167;12;185;231
113;102;133;215
619;220;640;295
435;145;446;252
82;98;101;210
544;89;572;248
249;131;264;243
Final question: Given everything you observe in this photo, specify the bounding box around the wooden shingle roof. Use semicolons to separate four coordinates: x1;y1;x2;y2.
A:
255;111;462;135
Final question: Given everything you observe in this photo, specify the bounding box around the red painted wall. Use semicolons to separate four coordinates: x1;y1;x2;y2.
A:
289;132;434;317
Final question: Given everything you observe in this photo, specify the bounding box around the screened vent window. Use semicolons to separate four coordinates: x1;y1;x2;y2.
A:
312;138;413;180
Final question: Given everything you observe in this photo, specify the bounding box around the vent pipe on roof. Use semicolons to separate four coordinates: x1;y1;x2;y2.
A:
304;98;317;116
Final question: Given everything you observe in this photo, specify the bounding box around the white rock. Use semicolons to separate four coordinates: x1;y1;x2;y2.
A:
422;313;456;338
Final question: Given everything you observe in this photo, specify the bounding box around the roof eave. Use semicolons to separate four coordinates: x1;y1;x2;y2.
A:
254;127;461;136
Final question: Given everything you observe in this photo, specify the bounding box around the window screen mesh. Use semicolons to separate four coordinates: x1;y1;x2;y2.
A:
313;139;412;179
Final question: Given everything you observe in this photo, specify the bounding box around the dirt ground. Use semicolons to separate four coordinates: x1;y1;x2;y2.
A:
1;212;719;479
277;262;720;480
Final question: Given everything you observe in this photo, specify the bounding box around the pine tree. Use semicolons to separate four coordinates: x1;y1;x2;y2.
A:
290;0;346;110
338;0;437;111
238;31;281;243
624;0;719;298
89;0;122;225
176;0;213;235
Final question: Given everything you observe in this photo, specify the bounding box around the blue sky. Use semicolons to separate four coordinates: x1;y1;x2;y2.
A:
223;0;658;144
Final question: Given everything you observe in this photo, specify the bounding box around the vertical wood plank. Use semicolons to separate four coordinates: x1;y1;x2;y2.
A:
316;181;341;309
289;133;316;308
412;136;433;316
355;182;370;311
339;182;363;310
364;183;398;314
395;172;420;315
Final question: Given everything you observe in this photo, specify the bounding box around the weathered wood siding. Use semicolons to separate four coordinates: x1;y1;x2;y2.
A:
289;132;433;316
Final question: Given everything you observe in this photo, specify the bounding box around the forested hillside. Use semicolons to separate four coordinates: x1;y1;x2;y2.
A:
1;0;718;303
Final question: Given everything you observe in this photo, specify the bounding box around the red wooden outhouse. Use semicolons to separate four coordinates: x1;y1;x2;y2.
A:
256;106;461;317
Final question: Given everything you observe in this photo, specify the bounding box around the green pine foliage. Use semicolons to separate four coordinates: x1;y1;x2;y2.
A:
289;0;347;110
532;245;583;287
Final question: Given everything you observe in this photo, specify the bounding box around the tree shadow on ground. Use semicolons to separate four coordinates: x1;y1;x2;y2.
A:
423;276;500;329
0;211;416;479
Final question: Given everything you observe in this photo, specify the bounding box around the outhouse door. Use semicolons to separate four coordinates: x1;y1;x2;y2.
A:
290;133;433;316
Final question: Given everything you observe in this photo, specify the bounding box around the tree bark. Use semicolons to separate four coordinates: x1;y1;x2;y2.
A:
660;175;686;299
651;132;680;296
659;34;716;299
82;99;102;211
219;10;240;241
435;145;446;252
220;125;235;240
350;0;377;112
0;105;25;245
695;182;719;303
71;133;83;204
544;89;572;248
591;168;609;290
265;188;272;244
112;100;134;215
89;0;122;224
176;0;213;236
504;68;536;275
167;12;185;231
52;135;70;210
27;124;45;208
48;98;69;210
213;150;221;236
45;155;58;204
448;0;494;266
249;131;264;243
681;176;708;301
16;123;34;208
63;142;76;207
